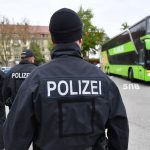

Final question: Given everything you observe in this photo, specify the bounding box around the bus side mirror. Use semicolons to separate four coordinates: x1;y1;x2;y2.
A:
144;39;150;50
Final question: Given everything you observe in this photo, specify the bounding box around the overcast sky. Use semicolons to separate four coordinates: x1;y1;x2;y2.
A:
0;0;150;38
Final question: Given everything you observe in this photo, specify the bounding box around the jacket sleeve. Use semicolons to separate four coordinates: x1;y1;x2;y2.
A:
3;72;39;150
0;71;5;102
0;71;6;120
0;71;6;149
107;81;129;150
2;72;12;106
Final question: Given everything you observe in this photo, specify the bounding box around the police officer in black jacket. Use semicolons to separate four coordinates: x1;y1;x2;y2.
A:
0;70;6;150
4;8;129;150
3;49;37;109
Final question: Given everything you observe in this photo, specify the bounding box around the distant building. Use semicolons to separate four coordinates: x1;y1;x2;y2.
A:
0;24;51;66
29;26;51;62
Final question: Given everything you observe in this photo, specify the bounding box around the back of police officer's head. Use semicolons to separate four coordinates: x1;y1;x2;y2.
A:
49;8;83;47
21;49;35;64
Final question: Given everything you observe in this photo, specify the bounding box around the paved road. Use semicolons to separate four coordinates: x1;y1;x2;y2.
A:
109;75;150;150
6;75;150;150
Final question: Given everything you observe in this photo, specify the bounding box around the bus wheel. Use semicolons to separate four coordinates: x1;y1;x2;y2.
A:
128;69;134;82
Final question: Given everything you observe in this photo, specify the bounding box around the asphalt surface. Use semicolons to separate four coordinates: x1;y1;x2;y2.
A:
6;75;150;150
109;75;150;150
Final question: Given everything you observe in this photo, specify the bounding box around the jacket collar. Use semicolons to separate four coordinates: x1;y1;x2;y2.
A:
19;59;31;64
51;43;82;59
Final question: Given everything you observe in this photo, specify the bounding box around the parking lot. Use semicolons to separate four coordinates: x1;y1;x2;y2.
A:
110;76;150;150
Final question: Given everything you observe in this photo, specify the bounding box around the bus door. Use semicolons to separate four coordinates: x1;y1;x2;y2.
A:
138;49;145;80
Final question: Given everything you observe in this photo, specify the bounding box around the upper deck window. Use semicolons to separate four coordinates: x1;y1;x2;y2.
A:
147;18;150;33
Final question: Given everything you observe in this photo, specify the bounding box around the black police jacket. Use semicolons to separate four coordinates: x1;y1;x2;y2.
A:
0;70;5;118
3;60;37;107
0;70;6;149
4;43;129;150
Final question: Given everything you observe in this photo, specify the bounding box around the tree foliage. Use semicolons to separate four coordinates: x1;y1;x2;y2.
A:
77;7;109;57
30;42;45;65
121;22;130;31
47;40;53;52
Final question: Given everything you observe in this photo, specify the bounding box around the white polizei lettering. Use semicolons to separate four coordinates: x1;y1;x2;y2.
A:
14;73;19;78
26;73;30;77
58;80;69;96
47;81;56;97
23;73;30;78
91;80;98;95
23;73;27;78
21;73;25;78
19;73;22;78
46;79;102;97
12;73;16;78
82;80;91;95
69;80;78;95
78;80;81;95
22;73;25;78
11;73;15;78
16;73;19;78
11;73;31;79
99;81;102;95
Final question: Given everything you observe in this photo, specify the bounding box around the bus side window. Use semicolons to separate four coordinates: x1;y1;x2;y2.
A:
139;49;145;65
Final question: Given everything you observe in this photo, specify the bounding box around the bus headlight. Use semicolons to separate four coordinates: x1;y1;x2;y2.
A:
148;73;150;76
147;70;150;76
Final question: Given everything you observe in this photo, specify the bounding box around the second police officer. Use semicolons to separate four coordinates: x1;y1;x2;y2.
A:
3;49;37;109
4;8;129;150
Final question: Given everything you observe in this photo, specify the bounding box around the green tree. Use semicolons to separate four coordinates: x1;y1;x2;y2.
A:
47;40;53;53
121;22;129;31
30;42;45;65
77;7;109;58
